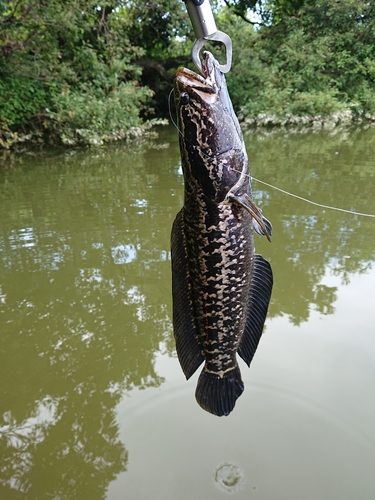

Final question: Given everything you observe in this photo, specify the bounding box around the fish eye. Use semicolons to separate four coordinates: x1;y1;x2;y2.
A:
180;92;190;105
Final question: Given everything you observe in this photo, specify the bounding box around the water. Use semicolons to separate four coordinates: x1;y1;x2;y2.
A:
1;125;375;499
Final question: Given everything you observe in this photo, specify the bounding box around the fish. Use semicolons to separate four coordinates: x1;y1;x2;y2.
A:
171;51;273;417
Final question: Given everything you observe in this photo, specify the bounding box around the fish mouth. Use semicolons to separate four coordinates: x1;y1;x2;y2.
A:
175;51;221;98
175;67;217;95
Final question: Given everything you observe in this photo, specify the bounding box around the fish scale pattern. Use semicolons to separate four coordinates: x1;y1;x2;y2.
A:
171;51;273;416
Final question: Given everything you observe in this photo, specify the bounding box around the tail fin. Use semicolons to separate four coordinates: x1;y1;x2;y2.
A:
195;365;244;417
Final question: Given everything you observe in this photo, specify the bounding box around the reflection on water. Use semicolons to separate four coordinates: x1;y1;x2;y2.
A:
0;136;177;498
247;127;375;325
1;125;375;498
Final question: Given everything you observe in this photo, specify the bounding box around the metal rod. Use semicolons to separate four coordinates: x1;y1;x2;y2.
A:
184;0;233;74
184;0;217;39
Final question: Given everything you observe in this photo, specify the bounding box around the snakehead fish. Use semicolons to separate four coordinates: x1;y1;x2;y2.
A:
171;51;273;417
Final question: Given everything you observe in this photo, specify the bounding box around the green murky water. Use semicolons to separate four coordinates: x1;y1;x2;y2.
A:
1;125;375;499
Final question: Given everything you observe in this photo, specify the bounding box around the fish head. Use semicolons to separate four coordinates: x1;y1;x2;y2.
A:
174;51;245;201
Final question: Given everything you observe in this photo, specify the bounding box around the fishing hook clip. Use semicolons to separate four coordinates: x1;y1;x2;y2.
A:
184;0;232;74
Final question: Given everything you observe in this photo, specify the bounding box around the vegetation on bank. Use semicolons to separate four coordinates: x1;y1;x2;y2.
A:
1;0;375;148
0;0;169;148
223;0;375;130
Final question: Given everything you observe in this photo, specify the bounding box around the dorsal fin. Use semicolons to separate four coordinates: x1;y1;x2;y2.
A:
171;209;204;379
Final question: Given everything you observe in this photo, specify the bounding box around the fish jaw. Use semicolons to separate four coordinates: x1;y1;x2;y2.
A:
174;52;243;158
174;52;244;202
175;50;222;102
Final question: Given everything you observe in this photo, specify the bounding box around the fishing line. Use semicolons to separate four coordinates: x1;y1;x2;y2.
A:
234;165;375;218
169;87;219;160
250;176;375;218
168;89;185;140
169;89;375;218
169;88;218;158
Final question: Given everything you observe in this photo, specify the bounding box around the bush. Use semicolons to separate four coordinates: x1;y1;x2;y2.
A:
0;1;155;148
51;82;152;145
221;0;375;126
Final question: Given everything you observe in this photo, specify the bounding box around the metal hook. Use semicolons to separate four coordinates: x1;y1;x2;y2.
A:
184;0;233;74
191;32;232;74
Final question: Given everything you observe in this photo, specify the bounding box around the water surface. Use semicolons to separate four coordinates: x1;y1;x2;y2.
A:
1;125;375;499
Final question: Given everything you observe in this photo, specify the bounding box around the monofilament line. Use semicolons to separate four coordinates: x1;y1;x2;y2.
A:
251;176;375;218
169;89;375;219
169;88;221;159
169;89;185;139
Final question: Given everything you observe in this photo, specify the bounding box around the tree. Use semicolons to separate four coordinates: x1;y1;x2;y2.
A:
0;0;154;147
220;0;375;124
2;0;375;148
222;0;306;25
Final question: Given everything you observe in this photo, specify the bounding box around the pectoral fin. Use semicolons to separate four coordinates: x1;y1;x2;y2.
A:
252;213;272;239
229;194;272;242
238;254;273;366
171;209;204;379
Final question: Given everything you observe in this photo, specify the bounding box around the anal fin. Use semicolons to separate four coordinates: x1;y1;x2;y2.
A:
171;209;204;379
238;254;273;366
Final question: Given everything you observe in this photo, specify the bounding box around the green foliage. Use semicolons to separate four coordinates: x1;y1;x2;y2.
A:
121;0;190;59
288;90;344;117
0;77;50;125
2;0;375;147
0;0;154;147
223;0;306;25
51;82;152;145
221;0;375;126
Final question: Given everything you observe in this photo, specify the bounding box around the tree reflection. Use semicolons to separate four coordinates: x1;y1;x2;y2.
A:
0;138;176;498
1;125;375;495
248;126;375;324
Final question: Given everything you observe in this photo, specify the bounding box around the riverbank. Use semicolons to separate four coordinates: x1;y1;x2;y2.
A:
0;118;169;151
3;108;375;153
240;109;375;133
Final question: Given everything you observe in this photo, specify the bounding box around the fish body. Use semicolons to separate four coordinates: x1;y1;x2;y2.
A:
171;51;273;416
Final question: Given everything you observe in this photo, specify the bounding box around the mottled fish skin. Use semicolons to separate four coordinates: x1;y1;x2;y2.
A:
171;51;273;417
